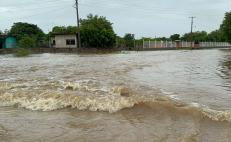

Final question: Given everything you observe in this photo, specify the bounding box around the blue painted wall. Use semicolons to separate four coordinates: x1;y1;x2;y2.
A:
5;37;17;48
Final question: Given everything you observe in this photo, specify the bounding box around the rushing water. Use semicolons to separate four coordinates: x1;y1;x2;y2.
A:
0;49;231;142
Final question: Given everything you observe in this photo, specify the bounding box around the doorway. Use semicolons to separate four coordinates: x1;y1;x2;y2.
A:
0;41;3;49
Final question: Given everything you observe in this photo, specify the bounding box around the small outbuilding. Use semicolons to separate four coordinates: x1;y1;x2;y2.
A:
0;34;17;49
50;34;78;48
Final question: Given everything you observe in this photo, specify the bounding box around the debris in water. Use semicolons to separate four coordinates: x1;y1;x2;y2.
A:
112;86;130;97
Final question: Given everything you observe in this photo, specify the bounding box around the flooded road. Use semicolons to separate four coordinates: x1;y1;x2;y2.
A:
0;49;231;142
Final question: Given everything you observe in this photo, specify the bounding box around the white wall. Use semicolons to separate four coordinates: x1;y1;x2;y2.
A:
52;34;77;48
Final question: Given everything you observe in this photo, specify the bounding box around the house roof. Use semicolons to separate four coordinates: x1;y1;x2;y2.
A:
0;34;8;38
0;34;16;38
51;33;77;37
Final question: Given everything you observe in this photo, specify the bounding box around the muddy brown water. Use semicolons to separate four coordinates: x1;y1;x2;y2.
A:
0;49;231;142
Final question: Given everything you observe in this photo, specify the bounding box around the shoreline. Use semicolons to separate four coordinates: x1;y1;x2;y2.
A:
0;47;230;55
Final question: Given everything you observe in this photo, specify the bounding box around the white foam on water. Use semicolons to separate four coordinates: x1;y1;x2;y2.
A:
160;89;174;95
190;102;201;108
1;81;231;123
0;92;137;113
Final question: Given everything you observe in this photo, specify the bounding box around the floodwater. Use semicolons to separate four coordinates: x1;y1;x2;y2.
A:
0;49;231;142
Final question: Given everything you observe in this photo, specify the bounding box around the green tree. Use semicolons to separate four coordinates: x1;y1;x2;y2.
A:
116;36;126;48
170;34;180;41
51;26;77;34
51;26;66;34
80;14;116;48
9;22;45;42
156;37;169;41
181;31;208;41
207;30;226;42
123;33;135;47
220;12;231;43
18;36;36;48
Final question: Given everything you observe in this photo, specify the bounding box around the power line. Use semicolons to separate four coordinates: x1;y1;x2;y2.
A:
13;3;70;12
1;1;221;17
1;0;69;7
3;4;71;21
78;1;221;17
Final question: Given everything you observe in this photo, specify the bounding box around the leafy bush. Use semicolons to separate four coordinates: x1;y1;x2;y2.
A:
14;36;35;57
15;48;31;57
18;36;36;48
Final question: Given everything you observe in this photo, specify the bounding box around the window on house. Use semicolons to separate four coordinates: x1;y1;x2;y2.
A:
66;39;75;45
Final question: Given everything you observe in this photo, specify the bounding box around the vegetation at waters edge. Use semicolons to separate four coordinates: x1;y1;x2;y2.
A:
18;36;36;48
14;36;36;57
15;48;31;57
123;34;135;48
115;34;136;48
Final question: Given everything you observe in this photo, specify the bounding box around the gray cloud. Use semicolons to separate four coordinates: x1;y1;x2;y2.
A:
0;0;230;38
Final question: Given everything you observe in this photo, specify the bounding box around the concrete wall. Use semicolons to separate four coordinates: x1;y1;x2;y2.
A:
143;41;231;48
51;34;77;48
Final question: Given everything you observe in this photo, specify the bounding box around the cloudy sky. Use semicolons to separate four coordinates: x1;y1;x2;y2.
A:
0;0;231;38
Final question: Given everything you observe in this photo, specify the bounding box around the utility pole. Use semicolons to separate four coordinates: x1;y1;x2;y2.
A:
75;0;81;48
189;16;196;47
189;16;196;34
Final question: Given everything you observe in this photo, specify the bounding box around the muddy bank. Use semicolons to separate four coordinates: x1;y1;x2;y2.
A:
0;48;121;55
1;47;230;55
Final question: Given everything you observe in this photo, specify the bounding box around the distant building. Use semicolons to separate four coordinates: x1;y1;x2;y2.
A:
0;35;17;49
50;34;77;48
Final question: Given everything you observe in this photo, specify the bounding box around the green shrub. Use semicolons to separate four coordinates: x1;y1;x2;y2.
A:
15;48;31;57
18;36;36;48
14;36;36;57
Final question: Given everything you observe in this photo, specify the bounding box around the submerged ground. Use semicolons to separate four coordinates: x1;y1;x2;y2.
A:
0;49;231;142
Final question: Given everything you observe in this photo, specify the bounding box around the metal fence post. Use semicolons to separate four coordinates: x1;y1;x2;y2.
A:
155;39;156;48
149;40;151;48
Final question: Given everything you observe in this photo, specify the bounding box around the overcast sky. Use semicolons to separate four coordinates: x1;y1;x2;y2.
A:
0;0;231;38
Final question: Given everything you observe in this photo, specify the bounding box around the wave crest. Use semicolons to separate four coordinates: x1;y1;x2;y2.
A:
1;81;231;123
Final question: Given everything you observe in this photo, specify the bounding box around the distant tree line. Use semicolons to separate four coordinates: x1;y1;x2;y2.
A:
139;11;231;43
116;12;231;49
2;11;231;49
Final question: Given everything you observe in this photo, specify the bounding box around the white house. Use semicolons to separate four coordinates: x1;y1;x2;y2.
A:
50;34;78;48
